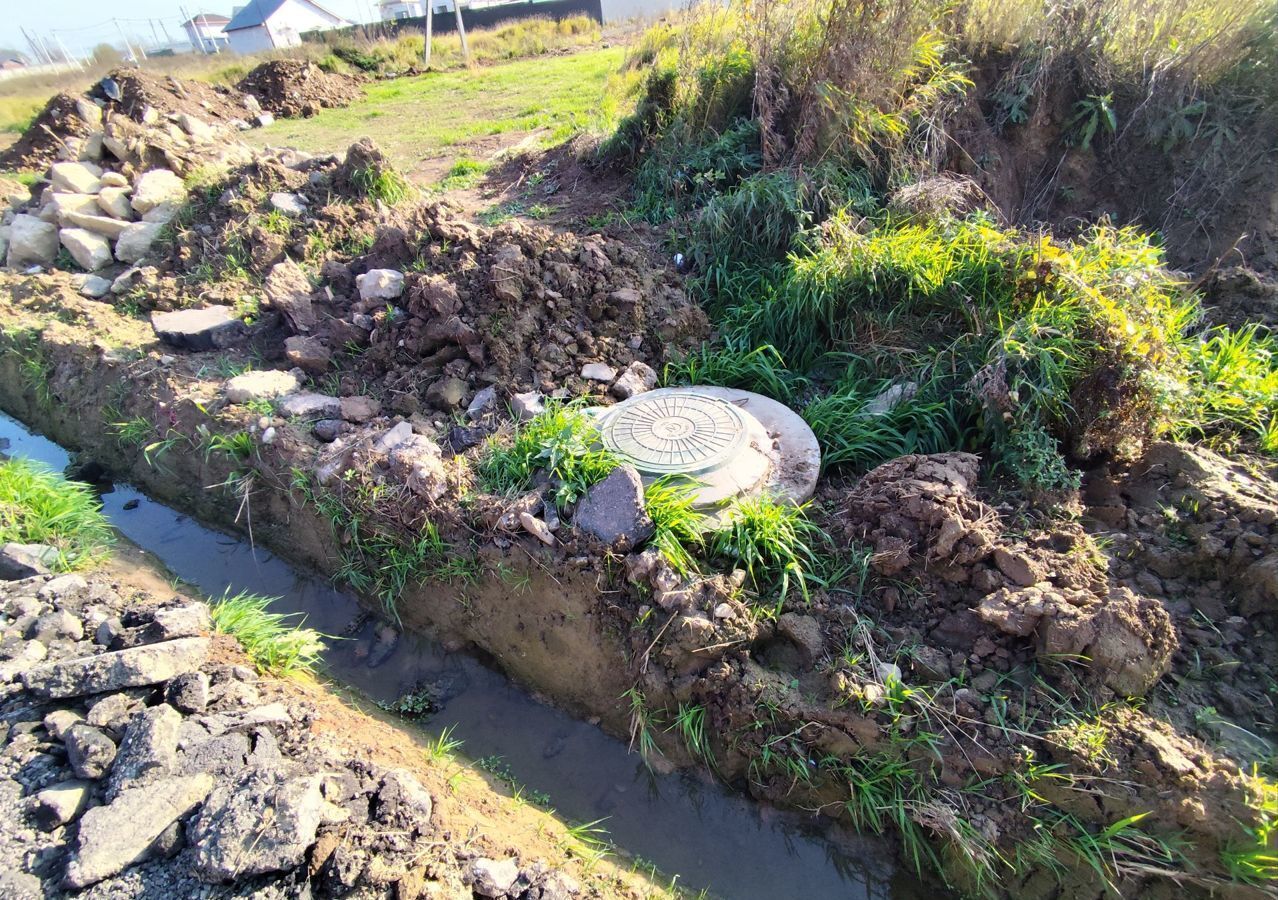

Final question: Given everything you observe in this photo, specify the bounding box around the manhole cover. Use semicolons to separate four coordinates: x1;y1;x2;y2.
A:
600;390;748;475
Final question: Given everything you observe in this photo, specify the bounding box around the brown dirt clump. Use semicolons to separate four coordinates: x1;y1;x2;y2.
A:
0;92;95;171
237;60;362;118
89;66;254;126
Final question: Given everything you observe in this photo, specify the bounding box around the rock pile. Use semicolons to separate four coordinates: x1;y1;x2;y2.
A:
0;571;581;898
237;60;363;119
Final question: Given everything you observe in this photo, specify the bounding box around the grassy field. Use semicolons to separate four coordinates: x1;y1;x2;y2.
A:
245;46;625;179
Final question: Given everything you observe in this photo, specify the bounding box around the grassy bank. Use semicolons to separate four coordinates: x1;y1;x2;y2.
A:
245;46;625;173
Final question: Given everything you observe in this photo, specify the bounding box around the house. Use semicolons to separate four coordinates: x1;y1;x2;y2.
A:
378;0;425;21
183;13;232;53
222;0;351;54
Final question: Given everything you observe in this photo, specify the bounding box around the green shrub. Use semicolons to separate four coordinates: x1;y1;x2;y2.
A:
0;459;113;571
711;494;817;611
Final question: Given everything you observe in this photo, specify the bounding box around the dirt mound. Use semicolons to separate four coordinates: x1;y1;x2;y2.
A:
1200;265;1278;331
0;92;95;171
237;60;362;118
89;67;254;126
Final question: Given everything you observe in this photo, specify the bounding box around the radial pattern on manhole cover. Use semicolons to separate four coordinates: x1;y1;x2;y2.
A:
600;390;748;475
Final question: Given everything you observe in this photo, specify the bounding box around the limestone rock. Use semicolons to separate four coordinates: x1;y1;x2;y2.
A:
114;221;165;264
6;214;58;267
151;307;245;351
59;227;113;271
226;369;300;404
62;210;130;240
581;362;616;382
47;192;101;224
471;858;520;898
62;774;214;889
22;636;210;699
79;274;113;299
269;192;307;217
189;770;348;881
96;186;134;220
356;268;405;301
50;161;103;194
131;169;186;215
572;465;654;547
0;542;58;579
611;361;657;399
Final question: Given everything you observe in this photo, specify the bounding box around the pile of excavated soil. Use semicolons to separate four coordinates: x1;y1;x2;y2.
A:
237;60;362;118
0;93;95;172
89;67;254;126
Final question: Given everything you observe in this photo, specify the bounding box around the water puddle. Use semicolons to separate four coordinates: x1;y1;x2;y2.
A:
0;412;931;899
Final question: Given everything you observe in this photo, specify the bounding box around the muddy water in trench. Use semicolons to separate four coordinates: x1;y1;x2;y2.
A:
1;412;932;900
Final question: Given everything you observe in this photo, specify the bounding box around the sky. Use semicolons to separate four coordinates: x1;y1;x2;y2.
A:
0;0;378;56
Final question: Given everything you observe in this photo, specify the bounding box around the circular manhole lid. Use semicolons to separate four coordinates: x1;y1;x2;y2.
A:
600;390;749;475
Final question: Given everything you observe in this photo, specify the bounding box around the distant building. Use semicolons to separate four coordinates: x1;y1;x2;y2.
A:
222;0;351;54
0;58;28;70
378;0;425;21
183;13;232;53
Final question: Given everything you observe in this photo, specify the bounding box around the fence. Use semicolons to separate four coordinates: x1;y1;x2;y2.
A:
303;0;604;43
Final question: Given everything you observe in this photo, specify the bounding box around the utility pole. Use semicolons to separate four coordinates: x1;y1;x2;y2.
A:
115;19;145;61
453;0;469;65
21;28;51;65
54;34;84;71
150;19;163;51
422;2;433;66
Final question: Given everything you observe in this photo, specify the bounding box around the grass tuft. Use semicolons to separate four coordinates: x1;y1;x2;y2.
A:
0;458;113;571
209;590;326;676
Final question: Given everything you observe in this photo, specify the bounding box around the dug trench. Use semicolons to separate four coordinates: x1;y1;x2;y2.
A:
1;255;1276;898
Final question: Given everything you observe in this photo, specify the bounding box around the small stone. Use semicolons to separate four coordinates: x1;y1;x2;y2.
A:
581;362;617;382
255;112;275;127
471;858;520;898
30;609;84;643
0;542;58;579
151;307;245;351
313;419;342;442
466;385;496;420
226;370;300;404
374;421;414;453
284;335;331;375
713;602;735;620
50;161;103;194
38;573;88;599
62;210;131;239
339;395;380;423
511;391;544;421
269;192;307;217
149;604;211;640
65;723;118;779
33;779;92;830
96;186;134;220
264;258;316;332
100;172;128;188
519;512;555;546
80;274;113;298
611;361;658;399
426;377;467;410
356;268;405;301
177;113;215;140
278;392;341;419
166;671;210;714
572;465;654;547
43;709;84;741
86;693;144;735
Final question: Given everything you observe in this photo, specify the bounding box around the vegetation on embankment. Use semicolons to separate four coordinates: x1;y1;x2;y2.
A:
0;457;113;570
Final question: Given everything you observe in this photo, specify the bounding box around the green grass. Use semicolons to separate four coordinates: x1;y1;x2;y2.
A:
209;590;326;676
437;157;492;191
643;477;706;575
476;403;619;510
1222;770;1278;885
0;458;113;571
246;47;625;174
0;96;42;135
711;494;818;612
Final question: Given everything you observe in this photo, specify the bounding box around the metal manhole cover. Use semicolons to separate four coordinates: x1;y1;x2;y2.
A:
600;390;748;475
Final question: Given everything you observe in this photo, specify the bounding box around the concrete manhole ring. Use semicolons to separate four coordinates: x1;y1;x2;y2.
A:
599;390;748;475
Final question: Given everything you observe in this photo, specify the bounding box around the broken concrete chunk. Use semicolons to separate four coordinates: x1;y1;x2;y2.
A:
65;723;118;779
62;774;214;889
106;704;182;800
0;542;58;579
151;307;245;351
50;161;103;194
166;671;210;714
59;227;113;271
226;369;300;404
356;268;405;301
6;214;59;268
277;392;341;419
62;210;131;240
22;636;210;699
33;779;93;830
149;604;211;641
264;258;317;332
572;465;654;547
96;186;134;220
189;771;348;881
511;391;544;421
131;169;186;215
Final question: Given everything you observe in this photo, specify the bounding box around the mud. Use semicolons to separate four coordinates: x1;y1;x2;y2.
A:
0;93;95;172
